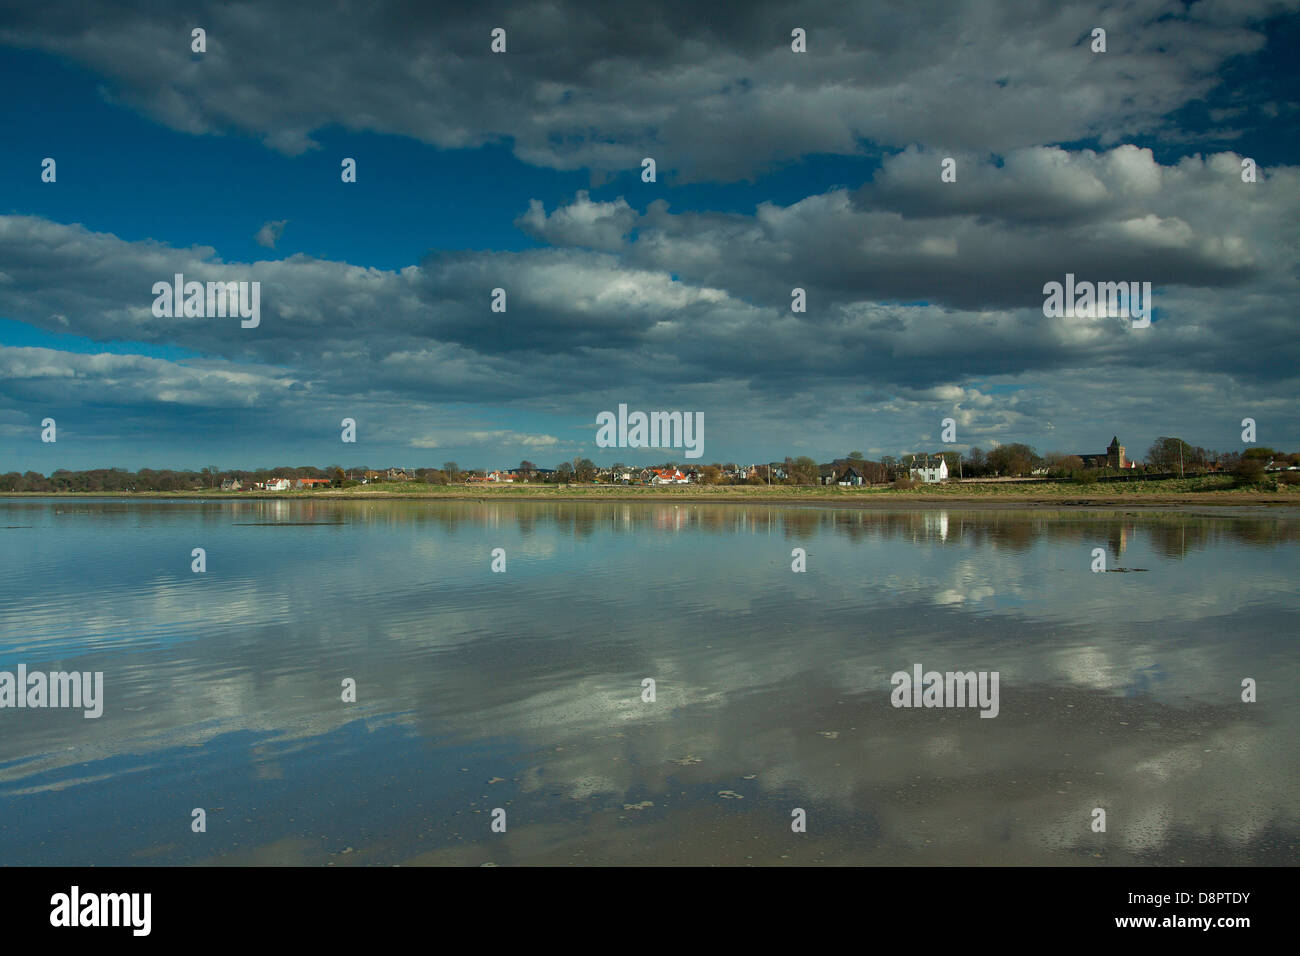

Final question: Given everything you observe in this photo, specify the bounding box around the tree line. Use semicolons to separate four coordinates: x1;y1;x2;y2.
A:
3;440;1295;493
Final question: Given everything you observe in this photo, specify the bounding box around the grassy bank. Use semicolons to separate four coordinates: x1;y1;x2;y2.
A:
9;474;1300;505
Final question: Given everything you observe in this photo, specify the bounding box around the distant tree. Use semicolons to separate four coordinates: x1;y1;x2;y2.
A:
790;456;820;484
1147;437;1197;473
1233;456;1267;486
848;451;864;460
442;461;460;482
986;443;1040;477
23;470;51;492
855;459;887;483
1044;453;1083;477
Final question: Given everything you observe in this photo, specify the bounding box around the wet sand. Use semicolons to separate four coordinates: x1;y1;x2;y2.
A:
4;499;1295;867
192;683;1296;867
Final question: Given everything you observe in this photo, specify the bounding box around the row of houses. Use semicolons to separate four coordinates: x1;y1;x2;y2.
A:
816;456;949;486
466;467;561;483
222;468;423;490
222;476;333;491
641;465;768;484
220;457;947;491
646;468;690;484
466;466;735;485
466;470;515;483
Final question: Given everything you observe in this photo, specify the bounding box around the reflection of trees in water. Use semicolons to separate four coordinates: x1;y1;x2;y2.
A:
780;510;823;540
296;504;1300;556
796;509;1297;559
1030;514;1300;558
41;501;1299;556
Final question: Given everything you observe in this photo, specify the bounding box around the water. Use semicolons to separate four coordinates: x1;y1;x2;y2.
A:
1;498;1296;865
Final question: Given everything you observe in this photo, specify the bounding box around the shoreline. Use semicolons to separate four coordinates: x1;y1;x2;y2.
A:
5;488;1298;508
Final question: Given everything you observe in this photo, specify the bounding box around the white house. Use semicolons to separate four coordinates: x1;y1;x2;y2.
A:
264;477;292;491
909;455;949;484
648;468;689;484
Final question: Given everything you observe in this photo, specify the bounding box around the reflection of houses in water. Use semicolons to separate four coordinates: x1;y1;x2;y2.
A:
899;510;956;546
923;510;950;542
651;506;689;532
1108;522;1132;559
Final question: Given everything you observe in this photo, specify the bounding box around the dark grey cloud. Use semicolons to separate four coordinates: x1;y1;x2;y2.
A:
2;136;1297;410
3;0;1293;181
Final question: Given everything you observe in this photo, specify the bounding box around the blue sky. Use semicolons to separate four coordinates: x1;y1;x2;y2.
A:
1;0;1297;472
0;47;910;272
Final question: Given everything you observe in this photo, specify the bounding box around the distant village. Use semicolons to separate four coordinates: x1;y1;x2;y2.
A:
217;435;1295;491
5;436;1296;494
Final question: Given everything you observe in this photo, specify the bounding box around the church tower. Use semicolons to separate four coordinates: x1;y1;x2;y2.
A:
1107;436;1125;469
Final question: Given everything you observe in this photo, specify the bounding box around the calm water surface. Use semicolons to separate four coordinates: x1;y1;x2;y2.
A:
1;498;1296;865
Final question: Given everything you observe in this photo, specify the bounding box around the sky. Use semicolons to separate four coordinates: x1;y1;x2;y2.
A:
1;0;1298;472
